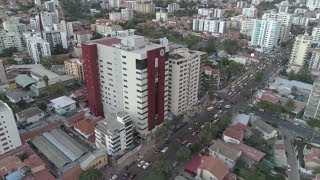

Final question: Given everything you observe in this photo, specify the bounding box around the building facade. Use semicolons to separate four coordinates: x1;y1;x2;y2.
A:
167;3;180;13
121;9;134;21
82;35;169;137
312;27;320;41
289;34;312;68
26;38;51;64
0;100;22;155
0;32;23;52
262;12;292;42
64;58;84;82
168;48;203;116
250;19;280;51
304;78;320;120
94;112;133;156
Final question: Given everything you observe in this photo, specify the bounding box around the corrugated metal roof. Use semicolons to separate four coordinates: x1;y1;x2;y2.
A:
31;136;71;169
50;129;88;158
43;132;78;161
15;74;37;88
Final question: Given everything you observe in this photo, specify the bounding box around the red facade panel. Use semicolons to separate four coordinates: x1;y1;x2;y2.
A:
82;43;104;116
147;47;166;131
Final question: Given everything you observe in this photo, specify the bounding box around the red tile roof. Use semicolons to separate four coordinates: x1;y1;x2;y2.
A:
228;143;265;162
229;123;247;132
60;164;82;180
34;168;55;180
223;172;237;180
223;127;243;142
198;156;229;180
65;111;86;127
74;117;102;137
184;155;201;174
304;148;320;170
0;156;21;176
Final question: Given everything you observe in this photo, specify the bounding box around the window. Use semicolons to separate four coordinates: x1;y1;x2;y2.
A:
136;59;147;70
123;74;127;76
122;55;126;58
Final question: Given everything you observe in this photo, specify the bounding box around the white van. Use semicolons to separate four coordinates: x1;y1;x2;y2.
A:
206;106;214;111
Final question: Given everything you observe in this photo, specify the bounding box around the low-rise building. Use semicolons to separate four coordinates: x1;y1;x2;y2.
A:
94;112;133;157
304;147;320;171
74;117;102;139
156;11;168;22
196;156;229;180
208;140;242;168
5;89;34;104
80;151;108;170
223;127;243;144
228;143;265;167
75;30;92;43
251;119;278;140
48;96;76;115
274;139;287;166
16;107;46;123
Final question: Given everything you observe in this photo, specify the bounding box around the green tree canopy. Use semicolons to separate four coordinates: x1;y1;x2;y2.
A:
176;146;191;162
222;39;240;55
79;168;102;180
284;99;295;112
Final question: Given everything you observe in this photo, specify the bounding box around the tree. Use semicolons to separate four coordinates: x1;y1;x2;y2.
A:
43;75;49;94
49;81;67;97
17;153;29;161
240;90;251;98
52;44;67;55
37;102;47;111
91;32;103;40
256;162;270;175
255;71;264;82
176;146;191;162
79;168;102;180
3;57;18;65
284;99;295;112
222;40;240;55
0;47;18;57
204;38;217;54
171;115;183;129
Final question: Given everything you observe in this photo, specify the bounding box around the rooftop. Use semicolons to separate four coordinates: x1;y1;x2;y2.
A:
9;64;60;79
223;127;243;142
198;156;229;180
228;143;265;162
252;119;276;134
0;100;10;112
232;114;250;126
95;113;129;136
50;96;76;109
15;74;37;88
184;155;201;174
16;107;45;120
209;140;241;161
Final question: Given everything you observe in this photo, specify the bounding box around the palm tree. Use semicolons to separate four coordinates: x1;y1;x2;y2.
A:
43;75;49;94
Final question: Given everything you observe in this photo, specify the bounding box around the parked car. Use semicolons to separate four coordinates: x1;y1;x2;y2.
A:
206;106;214;111
225;105;231;109
143;162;150;169
110;175;117;180
138;161;145;167
161;147;169;153
172;161;178;167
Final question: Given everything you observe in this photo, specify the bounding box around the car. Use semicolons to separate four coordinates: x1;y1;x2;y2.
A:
248;104;253;107
188;127;192;130
225;105;231;109
138;161;145;167
286;165;291;172
182;140;188;145
192;132;196;136
161;147;169;153
259;108;265;112
206;106;214;111
142;162;150;169
110;175;118;180
200;125;204;129
186;142;192;147
172;161;178;167
213;114;219;118
294;122;299;126
231;101;237;104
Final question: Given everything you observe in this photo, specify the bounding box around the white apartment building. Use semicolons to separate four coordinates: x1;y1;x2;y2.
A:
156;12;168;22
250;19;280;51
167;3;180;13
309;49;320;70
40;11;59;29
262;12;292;42
2;17;27;34
108;0;121;8
30;16;41;32
109;12;122;21
44;1;55;12
240;19;255;36
95;24;122;34
0;100;22;155
237;1;247;8
34;0;41;6
278;0;289;13
102;29;135;38
307;0;320;10
242;6;257;17
168;48;204;115
53;20;74;38
82;36;169;137
304;78;320;120
94;112;133;157
42;30;68;49
213;8;225;18
0;32;23;52
289;34;312;68
27;38;51;64
121;8;134;20
312;27;320;41
193;19;225;34
198;8;224;18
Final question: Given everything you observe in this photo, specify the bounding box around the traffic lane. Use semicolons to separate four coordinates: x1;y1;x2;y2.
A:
253;109;320;144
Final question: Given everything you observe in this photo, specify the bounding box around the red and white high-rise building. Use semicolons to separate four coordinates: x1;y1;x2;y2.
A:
82;35;169;137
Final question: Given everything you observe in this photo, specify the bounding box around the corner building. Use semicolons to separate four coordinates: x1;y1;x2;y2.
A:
82;36;169;137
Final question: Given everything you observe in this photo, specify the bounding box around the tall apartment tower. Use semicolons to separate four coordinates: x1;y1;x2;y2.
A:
289;34;312;68
94;112;133;157
82;35;169;137
262;12;292;42
168;48;204;115
0;101;22;155
250;19;280;51
304;78;320;120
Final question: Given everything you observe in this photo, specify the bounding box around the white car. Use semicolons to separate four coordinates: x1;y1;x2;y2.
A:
225;105;231;109
206;106;214;111
138;160;145;167
214;114;219;118
143;162;150;169
110;175;117;180
161;147;168;153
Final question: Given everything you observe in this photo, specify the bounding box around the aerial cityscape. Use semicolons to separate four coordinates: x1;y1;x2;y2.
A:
1;0;320;179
